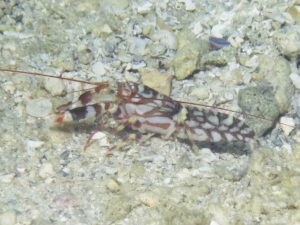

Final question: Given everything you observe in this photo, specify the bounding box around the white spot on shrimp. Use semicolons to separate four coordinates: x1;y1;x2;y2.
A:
196;116;204;122
154;100;163;105
86;106;96;117
147;116;174;125
185;120;199;127
241;128;252;135
202;122;214;129
237;134;243;140
138;84;145;92
136;104;155;114
131;97;141;103
211;131;222;142
208;115;219;125
193;110;204;117
125;103;137;114
230;127;239;133
194;128;208;141
218;125;228;131
222;115;233;126
225;133;234;141
237;120;244;128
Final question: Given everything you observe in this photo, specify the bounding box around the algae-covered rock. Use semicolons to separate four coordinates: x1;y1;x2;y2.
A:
200;46;237;67
238;86;280;136
273;26;300;57
163;205;210;225
140;67;173;95
173;30;209;80
103;195;138;223
256;54;294;114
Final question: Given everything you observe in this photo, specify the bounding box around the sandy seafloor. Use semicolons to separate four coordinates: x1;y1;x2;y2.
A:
1;0;300;224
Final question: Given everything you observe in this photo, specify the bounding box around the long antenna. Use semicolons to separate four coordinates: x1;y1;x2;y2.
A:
0;68;295;128
0;68;108;87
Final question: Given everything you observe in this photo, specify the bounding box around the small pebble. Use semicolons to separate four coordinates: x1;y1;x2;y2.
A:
105;178;121;192
140;68;172;95
26;98;52;117
128;37;149;56
100;24;113;35
26;140;44;150
0;211;17;225
198;148;217;163
92;61;106;76
184;0;196;11
290;73;300;89
138;193;159;207
211;24;227;38
191;21;203;36
2;81;16;94
191;87;210;100
274;28;300;56
53;192;76;208
280;116;295;136
43;77;65;96
39;162;55;179
136;1;152;15
91;131;110;147
0;173;15;183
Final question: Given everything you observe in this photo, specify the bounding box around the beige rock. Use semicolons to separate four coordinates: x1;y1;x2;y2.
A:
274;27;300;56
39;162;55;179
256;54;294;114
287;6;300;23
140;68;173;95
105;178;121;192
280;116;295;136
173;30;209;80
0;211;16;225
44;77;65;96
138;192;159;207
290;73;300;89
191;87;210;100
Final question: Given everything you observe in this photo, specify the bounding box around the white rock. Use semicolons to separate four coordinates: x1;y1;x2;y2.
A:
136;1;152;14
199;148;217;163
2;81;16;94
0;173;15;183
191;87;210;100
290;73;300;89
92;61;106;76
210;221;220;225
191;21;203;36
43;77;65;96
184;0;196;11
211;24;227;38
274;28;300;56
0;211;16;225
244;55;259;69
39;162;55;179
26;140;44;150
280;116;295;136
26;98;52;117
128;37;149;56
100;24;113;35
151;30;177;50
228;36;244;48
91;132;110;147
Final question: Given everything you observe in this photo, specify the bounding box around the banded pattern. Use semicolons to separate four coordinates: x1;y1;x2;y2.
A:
114;82;181;135
114;82;255;143
175;106;255;143
55;80;255;148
